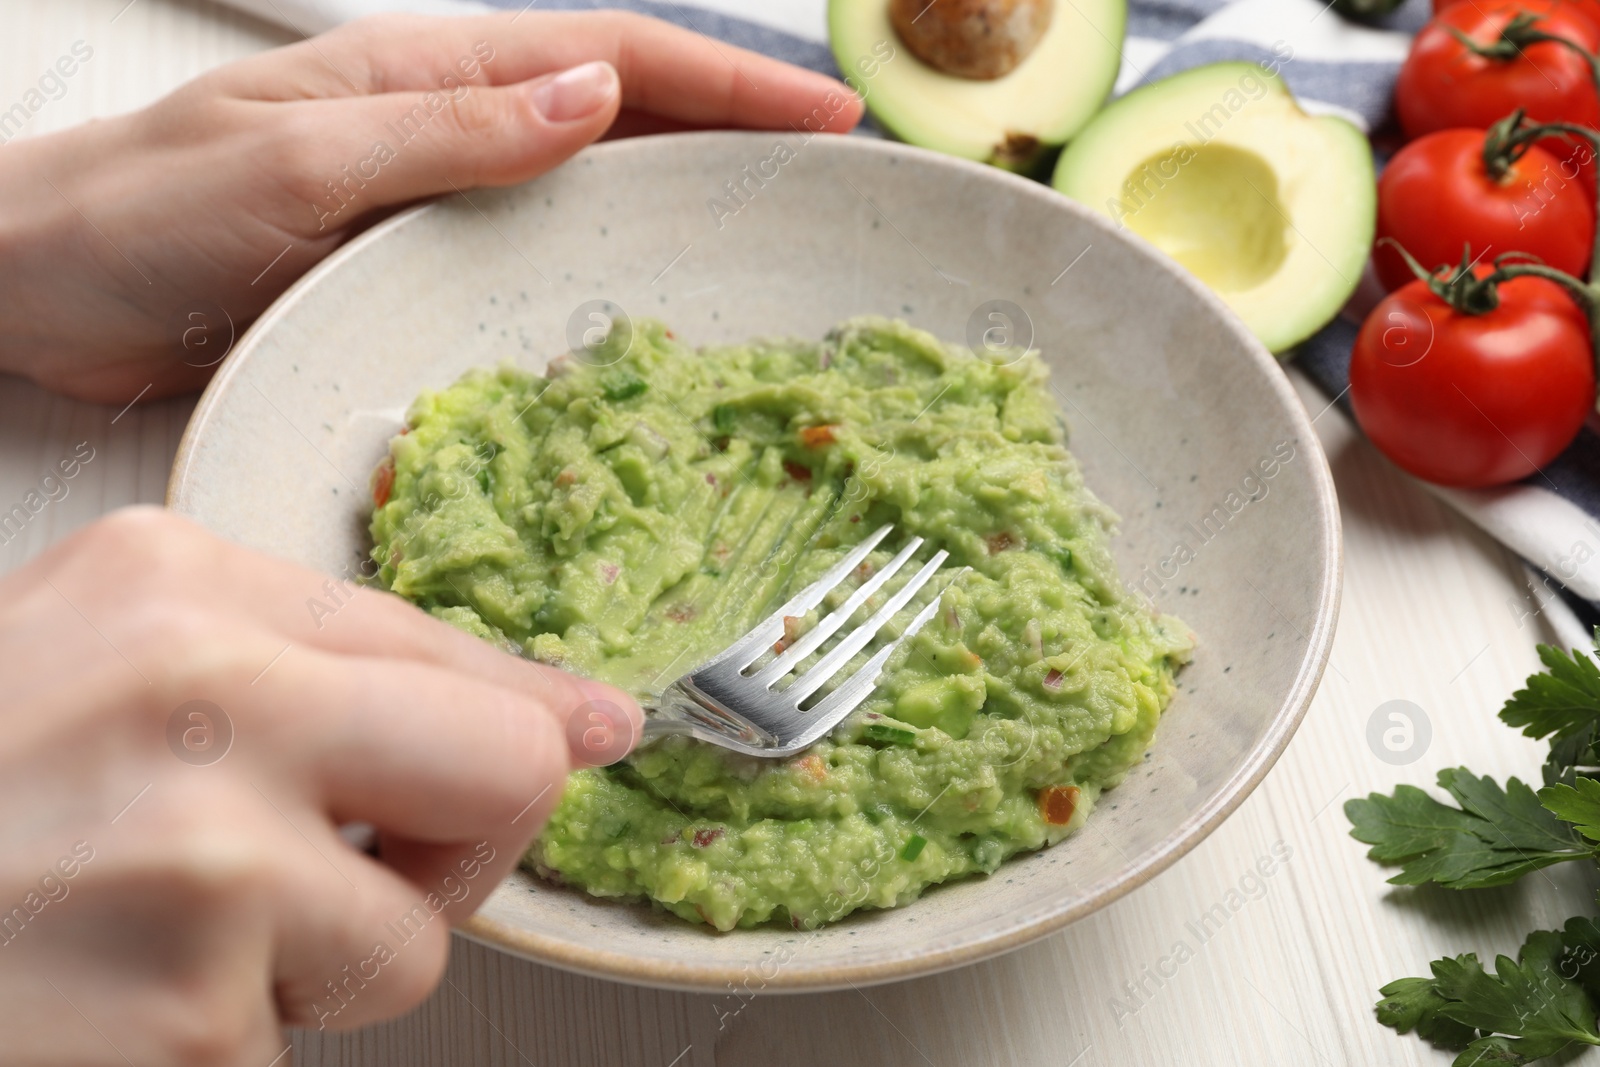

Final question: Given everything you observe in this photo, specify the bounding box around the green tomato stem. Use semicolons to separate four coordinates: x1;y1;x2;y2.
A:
1486;112;1600;282
1379;240;1502;315
1490;259;1600;328
1505;23;1600;106
1491;260;1600;314
1448;11;1600;285
1490;259;1600;401
1380;239;1600;408
1450;13;1600;105
1479;109;1532;183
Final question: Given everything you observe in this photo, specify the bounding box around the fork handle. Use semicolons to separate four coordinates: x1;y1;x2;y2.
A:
640;716;700;742
637;683;773;751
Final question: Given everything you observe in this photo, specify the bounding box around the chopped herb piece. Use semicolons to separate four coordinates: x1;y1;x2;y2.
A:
601;371;648;402
863;723;917;746
901;834;927;861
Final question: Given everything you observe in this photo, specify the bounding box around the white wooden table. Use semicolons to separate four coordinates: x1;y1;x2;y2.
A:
2;3;1583;1063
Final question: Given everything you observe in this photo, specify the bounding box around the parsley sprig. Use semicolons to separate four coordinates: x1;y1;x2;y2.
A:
1376;925;1600;1065
1346;769;1594;888
1501;643;1600;786
1349;634;1600;1065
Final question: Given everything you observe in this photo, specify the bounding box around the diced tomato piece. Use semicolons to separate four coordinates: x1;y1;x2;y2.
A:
985;531;1015;554
1043;669;1064;689
692;827;724;848
783;460;813;482
800;424;839;447
372;457;396;508
1038;785;1080;826
792;754;827;781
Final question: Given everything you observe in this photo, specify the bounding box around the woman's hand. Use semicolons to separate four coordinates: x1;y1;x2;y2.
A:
0;11;863;403
0;506;640;1064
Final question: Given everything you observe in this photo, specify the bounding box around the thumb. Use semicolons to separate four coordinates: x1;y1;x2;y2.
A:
299;60;621;225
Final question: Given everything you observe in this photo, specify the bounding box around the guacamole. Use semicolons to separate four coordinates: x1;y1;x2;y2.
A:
370;317;1192;930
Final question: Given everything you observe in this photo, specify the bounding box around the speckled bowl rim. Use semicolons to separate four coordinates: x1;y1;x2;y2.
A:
169;132;1342;994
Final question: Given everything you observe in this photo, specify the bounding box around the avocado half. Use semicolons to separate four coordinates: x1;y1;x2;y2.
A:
829;0;1127;173
1052;62;1375;353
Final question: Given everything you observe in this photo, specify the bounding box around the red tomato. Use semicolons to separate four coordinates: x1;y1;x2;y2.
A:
1400;1;1600;196
1433;0;1600;19
1350;271;1594;487
1374;129;1595;291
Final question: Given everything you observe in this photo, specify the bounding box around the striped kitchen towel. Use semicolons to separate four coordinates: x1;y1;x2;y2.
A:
213;0;1599;642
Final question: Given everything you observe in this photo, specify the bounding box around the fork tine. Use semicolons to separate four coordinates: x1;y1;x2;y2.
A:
696;523;894;672
776;576;960;752
784;549;950;706
752;535;925;688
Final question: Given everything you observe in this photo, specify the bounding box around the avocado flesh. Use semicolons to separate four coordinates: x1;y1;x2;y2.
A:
1052;62;1375;353
829;0;1126;171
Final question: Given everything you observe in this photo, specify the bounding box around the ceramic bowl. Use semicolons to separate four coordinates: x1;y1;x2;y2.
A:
167;131;1340;993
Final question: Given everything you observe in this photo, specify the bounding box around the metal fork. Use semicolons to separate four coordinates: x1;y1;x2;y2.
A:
640;525;965;757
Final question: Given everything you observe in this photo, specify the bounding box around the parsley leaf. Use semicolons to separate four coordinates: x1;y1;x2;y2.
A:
1557;917;1600;997
1539;778;1600;843
1376;976;1477;1051
1501;637;1600;784
1376;930;1600;1066
1359;634;1600;1065
1344;768;1592;888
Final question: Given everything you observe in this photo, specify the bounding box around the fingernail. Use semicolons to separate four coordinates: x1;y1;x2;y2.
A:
530;61;617;123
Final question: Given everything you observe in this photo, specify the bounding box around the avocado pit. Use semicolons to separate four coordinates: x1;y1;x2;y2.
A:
888;0;1054;80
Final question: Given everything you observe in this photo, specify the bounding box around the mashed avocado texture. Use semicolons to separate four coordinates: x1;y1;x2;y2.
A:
370;317;1191;930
